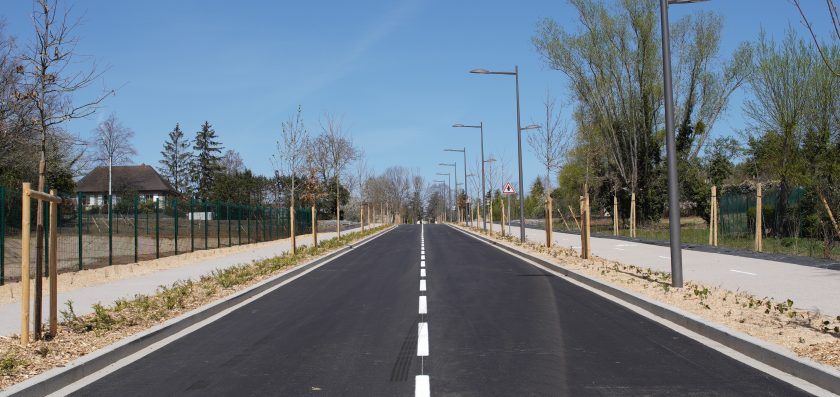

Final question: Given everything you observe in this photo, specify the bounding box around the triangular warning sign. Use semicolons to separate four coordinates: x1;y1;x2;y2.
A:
502;182;516;195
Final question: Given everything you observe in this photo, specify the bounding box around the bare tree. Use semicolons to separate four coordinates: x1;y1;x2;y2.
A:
273;106;309;210
92;114;135;197
219;149;245;175
526;89;570;194
317;113;358;235
16;0;112;339
792;0;840;77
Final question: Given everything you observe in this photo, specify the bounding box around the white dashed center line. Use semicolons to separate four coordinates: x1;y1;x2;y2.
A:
415;375;430;397
417;322;429;356
419;296;427;314
420;279;427;292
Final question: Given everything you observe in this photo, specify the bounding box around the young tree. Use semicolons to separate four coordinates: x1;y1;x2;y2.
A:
92;114;136;197
274;106;308;210
192;121;223;199
526;89;570;194
159;123;193;194
316;114;358;235
17;0;111;339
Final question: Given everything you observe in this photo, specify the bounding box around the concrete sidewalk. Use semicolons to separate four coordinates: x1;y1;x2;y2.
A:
0;225;380;337
484;222;840;316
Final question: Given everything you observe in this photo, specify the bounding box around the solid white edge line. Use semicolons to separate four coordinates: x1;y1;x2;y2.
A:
42;227;396;397
417;322;429;356
420;269;426;277
450;226;837;397
730;269;758;276
420;279;427;292
419;296;427;314
415;375;430;397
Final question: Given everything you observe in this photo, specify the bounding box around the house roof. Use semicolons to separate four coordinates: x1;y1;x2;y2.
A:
75;164;176;194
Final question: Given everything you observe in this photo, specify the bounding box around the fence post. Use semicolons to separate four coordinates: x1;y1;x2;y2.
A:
203;200;208;250
710;186;716;246
227;203;232;247
291;206;296;255
77;192;83;270
312;205;317;247
216;201;221;248
155;199;160;259
48;189;58;337
108;194;113;266
134;195;138;263
174;197;179;254
755;183;763;252
613;193;618;236
190;197;195;252
0;186;5;285
247;205;251;243
44;194;49;274
21;183;31;345
237;205;242;245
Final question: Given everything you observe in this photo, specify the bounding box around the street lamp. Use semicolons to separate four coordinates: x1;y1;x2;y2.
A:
466;173;476;225
453;122;486;231
444;148;467;225
433;180;447;222
660;0;708;288
470;66;530;242
436;172;451;222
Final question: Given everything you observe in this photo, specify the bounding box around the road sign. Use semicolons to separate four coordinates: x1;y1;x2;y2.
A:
502;182;516;195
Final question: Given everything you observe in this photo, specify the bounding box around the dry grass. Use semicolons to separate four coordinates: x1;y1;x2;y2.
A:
459;224;840;369
0;225;389;391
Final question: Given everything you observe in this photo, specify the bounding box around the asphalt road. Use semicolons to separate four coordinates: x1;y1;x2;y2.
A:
70;224;813;396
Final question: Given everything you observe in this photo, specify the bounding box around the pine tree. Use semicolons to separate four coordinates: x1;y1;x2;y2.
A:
192;121;223;199
159;123;193;194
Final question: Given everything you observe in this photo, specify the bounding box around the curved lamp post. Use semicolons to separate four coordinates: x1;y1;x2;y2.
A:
453;123;486;230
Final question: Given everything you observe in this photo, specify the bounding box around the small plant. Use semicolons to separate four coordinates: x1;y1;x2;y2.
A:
0;351;26;376
91;303;116;330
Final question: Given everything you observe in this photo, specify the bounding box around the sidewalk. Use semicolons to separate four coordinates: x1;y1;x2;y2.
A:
485;222;840;316
0;225;379;337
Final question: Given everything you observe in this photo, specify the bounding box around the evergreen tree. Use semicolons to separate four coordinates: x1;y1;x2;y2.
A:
192;121;223;199
159;123;193;194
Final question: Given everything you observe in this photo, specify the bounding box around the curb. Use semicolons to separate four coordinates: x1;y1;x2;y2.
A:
3;226;396;397
451;225;840;396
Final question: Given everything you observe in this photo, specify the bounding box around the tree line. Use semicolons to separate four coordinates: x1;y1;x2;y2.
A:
526;0;839;245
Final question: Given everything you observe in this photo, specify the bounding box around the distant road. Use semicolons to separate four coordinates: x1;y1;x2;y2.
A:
68;225;812;396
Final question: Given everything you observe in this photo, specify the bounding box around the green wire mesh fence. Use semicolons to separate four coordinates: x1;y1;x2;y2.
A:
0;187;313;285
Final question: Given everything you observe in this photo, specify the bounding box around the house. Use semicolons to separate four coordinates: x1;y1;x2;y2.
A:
75;164;177;206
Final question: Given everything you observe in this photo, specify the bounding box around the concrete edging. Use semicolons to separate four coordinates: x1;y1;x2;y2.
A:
451;225;840;396
3;226;396;397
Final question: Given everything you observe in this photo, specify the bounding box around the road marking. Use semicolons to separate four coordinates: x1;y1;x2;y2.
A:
615;248;625;251
417;322;429;356
730;269;757;276
421;255;425;260
419;296;427;314
421;250;425;255
415;375;430;397
658;255;670;260
420;280;427;291
615;243;637;247
420;260;425;268
420;269;426;277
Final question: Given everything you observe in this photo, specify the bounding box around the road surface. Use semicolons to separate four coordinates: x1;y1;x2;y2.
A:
65;225;814;396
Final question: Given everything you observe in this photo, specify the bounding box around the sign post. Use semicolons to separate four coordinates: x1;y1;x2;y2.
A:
502;182;516;236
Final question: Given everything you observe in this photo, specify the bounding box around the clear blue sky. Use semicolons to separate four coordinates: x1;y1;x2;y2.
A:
2;0;834;193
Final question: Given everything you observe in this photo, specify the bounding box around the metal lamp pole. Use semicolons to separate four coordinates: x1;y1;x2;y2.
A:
660;0;707;287
453;123;486;230
471;66;531;242
466;173;476;225
444;148;467;225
